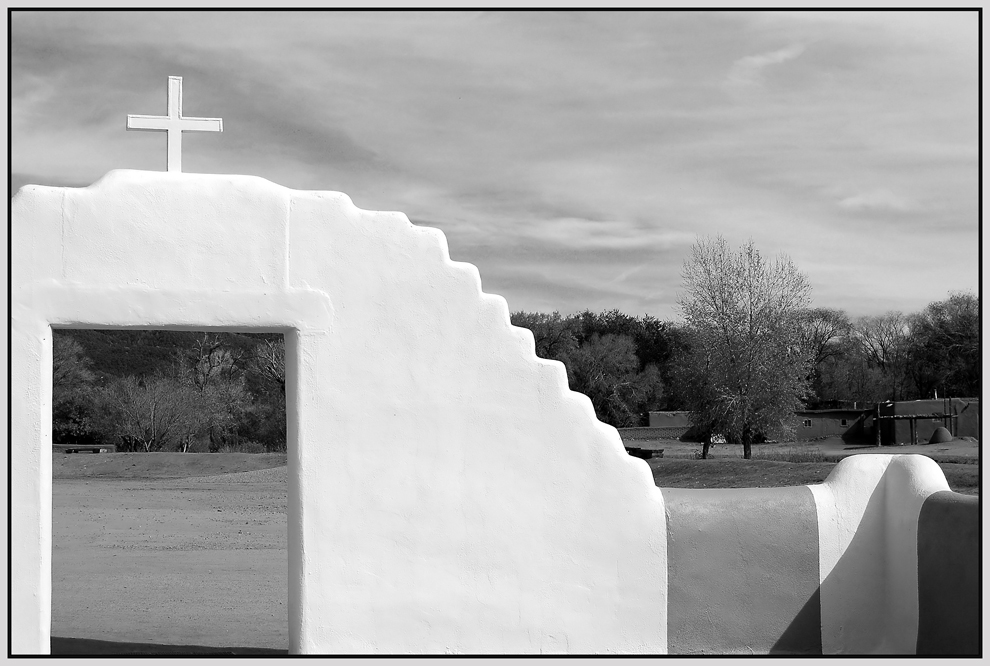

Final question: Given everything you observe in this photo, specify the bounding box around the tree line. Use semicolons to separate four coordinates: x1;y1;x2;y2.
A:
53;331;286;453
511;293;976;425
51;238;977;456
511;238;978;458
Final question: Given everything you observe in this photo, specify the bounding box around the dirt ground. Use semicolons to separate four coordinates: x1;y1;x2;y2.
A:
52;470;289;652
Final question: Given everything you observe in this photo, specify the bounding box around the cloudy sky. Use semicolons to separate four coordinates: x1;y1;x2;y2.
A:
11;10;979;321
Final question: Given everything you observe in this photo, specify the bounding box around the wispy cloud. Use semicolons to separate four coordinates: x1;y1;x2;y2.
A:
517;218;696;252
726;43;806;88
837;189;915;213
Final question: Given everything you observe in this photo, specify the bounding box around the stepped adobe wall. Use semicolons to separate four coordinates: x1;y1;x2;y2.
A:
12;171;667;654
12;172;977;655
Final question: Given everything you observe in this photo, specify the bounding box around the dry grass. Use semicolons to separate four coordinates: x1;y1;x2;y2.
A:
649;458;837;489
936;463;980;495
52;452;288;479
751;446;828;463
645;457;979;495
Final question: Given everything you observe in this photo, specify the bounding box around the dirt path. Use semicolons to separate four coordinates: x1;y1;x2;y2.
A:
53;476;287;650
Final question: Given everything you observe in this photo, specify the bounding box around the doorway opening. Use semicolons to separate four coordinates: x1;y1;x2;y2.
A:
50;328;290;655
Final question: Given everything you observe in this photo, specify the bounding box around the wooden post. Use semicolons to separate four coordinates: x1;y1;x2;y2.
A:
875;405;882;447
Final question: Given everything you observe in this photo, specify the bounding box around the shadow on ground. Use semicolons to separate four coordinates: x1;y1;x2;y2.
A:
51;636;288;655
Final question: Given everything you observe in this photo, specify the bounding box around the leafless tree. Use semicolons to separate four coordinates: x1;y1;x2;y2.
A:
852;312;910;400
90;374;205;452
853;312;908;371
798;308;852;370
182;334;251;451
678;236;813;458
248;337;285;392
187;333;246;390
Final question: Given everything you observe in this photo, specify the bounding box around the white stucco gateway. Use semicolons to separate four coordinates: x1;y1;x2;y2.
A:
11;170;669;654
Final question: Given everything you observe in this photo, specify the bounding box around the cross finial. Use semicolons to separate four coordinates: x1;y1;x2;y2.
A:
126;76;223;173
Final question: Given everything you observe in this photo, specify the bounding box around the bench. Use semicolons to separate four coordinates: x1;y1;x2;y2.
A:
626;447;663;460
54;444;115;454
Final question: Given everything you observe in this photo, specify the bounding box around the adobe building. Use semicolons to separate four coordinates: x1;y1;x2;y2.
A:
651;408;876;443
647;411;692;439
792;408;873;442
877;398;980;446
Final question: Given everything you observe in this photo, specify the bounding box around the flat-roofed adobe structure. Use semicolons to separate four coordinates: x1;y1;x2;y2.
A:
878;398;980;445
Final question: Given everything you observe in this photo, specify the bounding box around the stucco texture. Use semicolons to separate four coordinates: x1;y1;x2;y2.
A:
662;486;822;655
809;455;952;654
916;490;980;655
12;171;667;654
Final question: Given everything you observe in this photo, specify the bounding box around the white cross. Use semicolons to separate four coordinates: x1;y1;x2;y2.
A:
126;76;223;173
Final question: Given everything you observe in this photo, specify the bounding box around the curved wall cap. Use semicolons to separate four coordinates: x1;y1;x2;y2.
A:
812;454;950;654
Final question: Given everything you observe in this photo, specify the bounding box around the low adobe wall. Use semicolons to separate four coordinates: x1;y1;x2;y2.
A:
660;454;978;655
916;491;980;655
664;485;821;654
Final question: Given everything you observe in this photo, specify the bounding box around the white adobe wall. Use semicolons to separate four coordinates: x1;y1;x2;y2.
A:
11;170;668;654
809;454;950;654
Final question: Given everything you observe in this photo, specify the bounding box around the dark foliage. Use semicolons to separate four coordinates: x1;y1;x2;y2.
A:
906;292;979;400
511;309;676;427
67;330;278;381
52;330;286;452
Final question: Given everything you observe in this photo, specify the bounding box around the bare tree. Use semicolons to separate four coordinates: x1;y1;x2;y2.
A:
797;307;852;404
678;237;813;458
248;337;285;392
182;334;252;451
799;308;852;370
187;333;246;390
852;312;910;400
854;312;908;371
90;374;204;452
